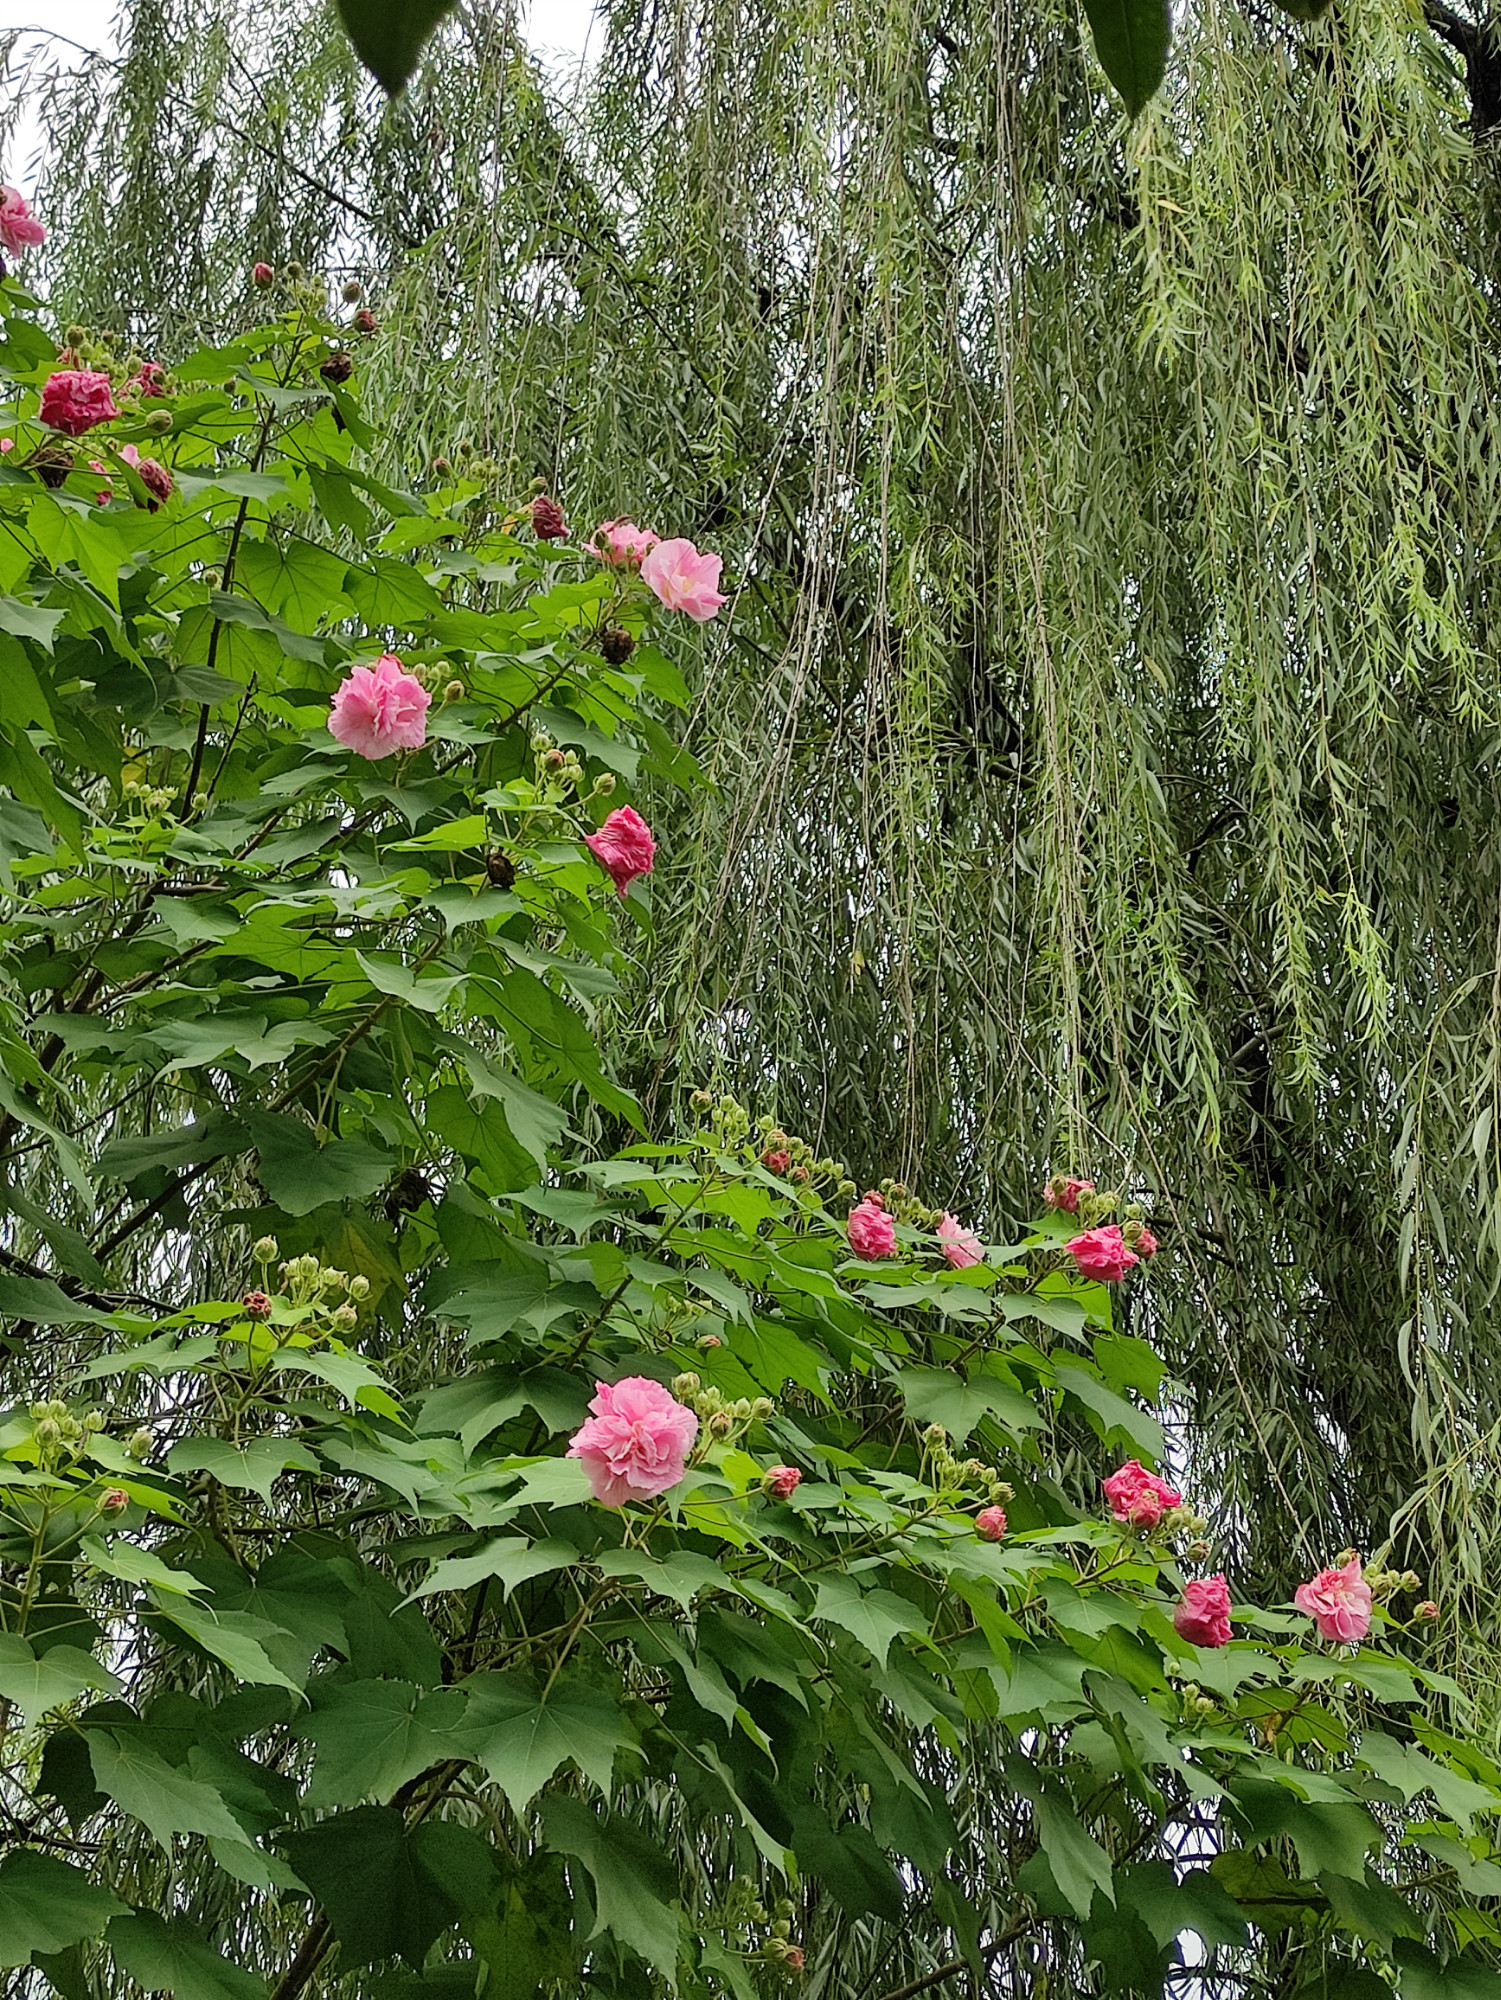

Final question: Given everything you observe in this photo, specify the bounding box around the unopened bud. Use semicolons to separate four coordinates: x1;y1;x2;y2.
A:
593;773;617;796
342;278;363;302
330;1303;358;1330
145;408;173;434
127;1429;154;1461
252;1236;279;1263
251;262;274;288
708;1410;734;1437
355;308;378;334
242;1289;272;1320
696;1333;722;1348
347;1275;371;1300
432;456;452;476
1416;1600;1439;1621
99;1488;129;1516
671;1373;700;1399
442;680;464;703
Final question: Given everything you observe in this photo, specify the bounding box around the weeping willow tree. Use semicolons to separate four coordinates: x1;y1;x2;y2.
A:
10;0;1501;1718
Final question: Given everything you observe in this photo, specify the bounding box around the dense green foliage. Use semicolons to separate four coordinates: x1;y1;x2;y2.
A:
0;270;1496;2000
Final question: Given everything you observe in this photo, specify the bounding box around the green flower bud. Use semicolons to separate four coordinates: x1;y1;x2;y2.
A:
127;1429;154;1460
252;1235;280;1264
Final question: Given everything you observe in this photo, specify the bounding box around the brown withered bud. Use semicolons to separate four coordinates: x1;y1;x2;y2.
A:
384;1166;433;1223
485;850;517;889
30;443;74;488
319;351;354;387
599;626;635;664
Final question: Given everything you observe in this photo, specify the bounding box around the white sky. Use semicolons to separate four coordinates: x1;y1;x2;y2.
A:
0;0;601;182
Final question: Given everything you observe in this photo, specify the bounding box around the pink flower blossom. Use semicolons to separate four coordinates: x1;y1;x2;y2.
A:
592;518;660;565
847;1193;896;1260
937;1212;983;1269
1065;1224;1139;1283
585;805;656;895
975;1505;1007;1542
1173;1574;1232;1647
0;187;45;256
762;1149;792;1174
1294;1555;1373;1644
1044;1175;1094;1213
1102;1458;1183;1529
641;537;727;622
120;443;173;508
328;654;431;759
39;371;119;437
567;1375;699;1507
764;1465;802;1499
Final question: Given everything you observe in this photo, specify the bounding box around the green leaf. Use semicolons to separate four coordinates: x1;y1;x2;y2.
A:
460;1671;635;1813
107;1912;267;2000
0;597;64;651
277;1806;461;1970
0;1635;119;1729
539;1794;682;1984
1079;0;1170;115
166;1436;320;1507
811;1574;927;1667
895;1364;1041;1441
1004;1757;1114;1917
246;1114;394;1215
0;1850;126;1967
148;1596;305;1693
297;1681;471;1807
87;1731;250;1851
413;1535;576;1601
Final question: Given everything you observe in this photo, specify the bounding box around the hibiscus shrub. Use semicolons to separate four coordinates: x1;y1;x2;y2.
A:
0;244;1499;2000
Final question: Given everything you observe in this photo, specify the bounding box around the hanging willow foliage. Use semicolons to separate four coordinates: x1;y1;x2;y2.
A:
11;0;1501;1722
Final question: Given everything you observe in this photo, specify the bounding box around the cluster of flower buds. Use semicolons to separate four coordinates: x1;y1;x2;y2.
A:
530;729;587;796
118;777;177;821
265;1252;370;1329
28;1398;107;1469
762;1934;805;1974
684;1096;860;1199
1357;1560;1424;1604
920;1424;1013;1509
671;1373;774;1446
1177;1682;1221;1721
57;323;170;402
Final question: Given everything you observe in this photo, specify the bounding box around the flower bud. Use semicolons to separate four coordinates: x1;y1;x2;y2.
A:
708;1410;735;1437
319;351;353;387
348;1274;371;1300
330;1303;358;1330
432;455;452;475
285;260;306;280
691;1089;713;1109
1416;1600;1439;1621
763;1465;802;1499
593;773;617;796
975;1505;1007;1542
34;1418;61;1446
922;1423;948;1446
99;1488;129;1516
696;1333;722;1348
242;1289;272;1320
252;262;274;287
672;1373;701;1399
442;680;464;704
355;308;378;334
342;278;363;301
252;1236;279;1264
127;1429;154;1461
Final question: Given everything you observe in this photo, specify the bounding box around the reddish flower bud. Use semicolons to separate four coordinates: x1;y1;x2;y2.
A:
764;1465;802;1499
531;493;567;540
975;1505;1007;1541
1416;1600;1440;1621
355;308;378;334
242;1289;272;1320
762;1149;792;1174
252;261;274;287
99;1487;129;1516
